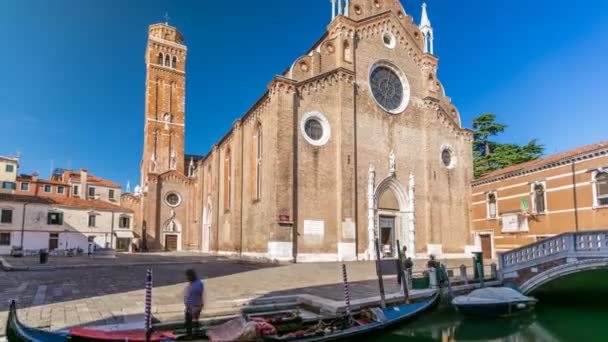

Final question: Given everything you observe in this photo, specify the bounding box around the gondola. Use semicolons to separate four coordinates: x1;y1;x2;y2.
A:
207;292;440;342
5;300;179;342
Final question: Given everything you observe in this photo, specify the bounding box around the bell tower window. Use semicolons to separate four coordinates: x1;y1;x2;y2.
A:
164;55;171;67
172;56;177;68
157;53;163;65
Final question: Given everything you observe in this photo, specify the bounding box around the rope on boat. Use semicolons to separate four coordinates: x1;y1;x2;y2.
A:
145;268;152;341
342;264;352;322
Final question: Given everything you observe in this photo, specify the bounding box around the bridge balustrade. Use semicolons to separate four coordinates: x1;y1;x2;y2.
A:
499;230;608;274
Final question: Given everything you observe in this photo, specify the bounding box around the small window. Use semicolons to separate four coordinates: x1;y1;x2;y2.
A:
44;184;52;193
57;186;65;194
47;212;63;225
20;182;29;191
109;189;115;200
304;119;323;141
119;216;130;228
157;53;163;65
441;149;453;168
172;56;177;68
88;215;96;228
164;55;171;67
533;183;546;214
0;232;10;246
166;193;181;207
487;192;497;219
2;182;16;190
223;148;232;211
596;172;608;206
1;209;12;223
5;164;14;172
382;32;396;49
88;187;95;197
73;185;79;196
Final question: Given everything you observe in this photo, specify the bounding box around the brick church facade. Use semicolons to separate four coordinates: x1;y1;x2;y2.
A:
122;0;476;262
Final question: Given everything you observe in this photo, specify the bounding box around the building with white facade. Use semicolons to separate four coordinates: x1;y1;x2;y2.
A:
0;194;134;255
0;156;19;194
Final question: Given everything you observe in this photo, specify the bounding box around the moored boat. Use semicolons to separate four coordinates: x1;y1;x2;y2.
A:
5;300;179;342
207;292;440;342
452;287;538;318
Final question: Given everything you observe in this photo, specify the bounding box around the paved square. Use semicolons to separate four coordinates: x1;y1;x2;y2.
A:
0;253;473;337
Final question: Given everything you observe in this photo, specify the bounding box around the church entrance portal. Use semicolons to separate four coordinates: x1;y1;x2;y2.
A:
379;216;396;258
165;235;178;251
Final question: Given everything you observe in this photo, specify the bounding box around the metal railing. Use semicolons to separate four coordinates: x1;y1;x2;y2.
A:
499;230;608;273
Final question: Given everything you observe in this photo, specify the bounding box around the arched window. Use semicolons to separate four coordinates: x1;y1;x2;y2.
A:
206;165;212;195
157;53;163;65
223;147;231;211
532;183;546;214
487;192;497;219
595;172;608;206
343;40;352;63
164;55;171;67
252;124;262;200
172;56;177;68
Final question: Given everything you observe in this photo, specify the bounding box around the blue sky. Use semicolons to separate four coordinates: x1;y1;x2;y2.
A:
1;0;607;188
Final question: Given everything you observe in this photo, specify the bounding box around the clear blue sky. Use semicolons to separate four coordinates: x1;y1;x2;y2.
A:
1;0;607;188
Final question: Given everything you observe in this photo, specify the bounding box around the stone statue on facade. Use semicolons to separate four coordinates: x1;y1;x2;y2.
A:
169;149;177;170
389;149;396;175
150;153;157;172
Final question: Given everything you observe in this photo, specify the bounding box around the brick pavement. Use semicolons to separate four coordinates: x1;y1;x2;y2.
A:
0;254;475;337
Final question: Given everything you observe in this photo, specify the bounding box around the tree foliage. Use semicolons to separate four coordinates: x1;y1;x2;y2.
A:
472;114;544;178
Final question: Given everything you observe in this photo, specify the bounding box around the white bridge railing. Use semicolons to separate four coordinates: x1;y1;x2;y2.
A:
499;230;608;274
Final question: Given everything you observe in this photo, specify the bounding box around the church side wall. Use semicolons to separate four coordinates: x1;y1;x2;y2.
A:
240;99;277;255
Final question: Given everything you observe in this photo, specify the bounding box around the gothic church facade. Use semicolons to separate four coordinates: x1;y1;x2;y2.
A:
122;0;475;262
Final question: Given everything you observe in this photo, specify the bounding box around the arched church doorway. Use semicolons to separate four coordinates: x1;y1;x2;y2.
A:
374;177;413;259
202;200;212;253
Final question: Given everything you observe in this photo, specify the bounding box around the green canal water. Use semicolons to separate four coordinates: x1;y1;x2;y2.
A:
375;270;608;342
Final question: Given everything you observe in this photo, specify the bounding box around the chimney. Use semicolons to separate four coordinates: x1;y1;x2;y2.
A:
80;168;88;198
32;172;39;181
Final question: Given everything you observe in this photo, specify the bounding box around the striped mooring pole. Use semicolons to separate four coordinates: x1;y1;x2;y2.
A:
145;268;153;341
342;264;352;321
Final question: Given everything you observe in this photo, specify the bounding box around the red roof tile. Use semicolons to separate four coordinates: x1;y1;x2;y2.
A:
0;194;132;212
476;141;608;182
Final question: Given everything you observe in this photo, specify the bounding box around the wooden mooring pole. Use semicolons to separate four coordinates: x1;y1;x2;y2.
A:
374;238;386;308
396;240;409;303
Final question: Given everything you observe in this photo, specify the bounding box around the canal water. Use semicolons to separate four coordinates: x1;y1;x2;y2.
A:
375;270;608;341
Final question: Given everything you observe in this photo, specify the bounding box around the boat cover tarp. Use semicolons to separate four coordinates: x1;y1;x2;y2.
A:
452;287;536;305
68;327;176;341
206;316;259;342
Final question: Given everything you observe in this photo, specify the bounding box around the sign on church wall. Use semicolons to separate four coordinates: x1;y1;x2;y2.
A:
502;213;529;233
342;219;355;239
303;220;324;236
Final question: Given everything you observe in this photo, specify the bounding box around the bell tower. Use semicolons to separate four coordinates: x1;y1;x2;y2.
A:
141;22;187;184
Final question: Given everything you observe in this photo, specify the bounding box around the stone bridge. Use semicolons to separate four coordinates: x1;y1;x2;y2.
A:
499;230;608;294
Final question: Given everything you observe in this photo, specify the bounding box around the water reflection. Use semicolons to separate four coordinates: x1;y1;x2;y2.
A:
377;306;561;342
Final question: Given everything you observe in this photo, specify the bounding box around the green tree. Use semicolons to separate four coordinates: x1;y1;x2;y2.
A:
472;113;506;157
472;114;544;178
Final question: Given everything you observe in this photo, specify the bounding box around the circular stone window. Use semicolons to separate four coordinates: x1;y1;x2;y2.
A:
165;192;182;207
440;145;457;169
301;112;331;146
369;61;411;114
382;32;396;49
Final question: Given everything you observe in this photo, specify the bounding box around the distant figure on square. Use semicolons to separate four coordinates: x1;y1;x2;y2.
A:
184;269;204;338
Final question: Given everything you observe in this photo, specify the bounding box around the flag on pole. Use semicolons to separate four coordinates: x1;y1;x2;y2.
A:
521;198;529;212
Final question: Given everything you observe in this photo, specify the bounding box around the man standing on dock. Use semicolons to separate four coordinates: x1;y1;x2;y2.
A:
184;269;204;339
